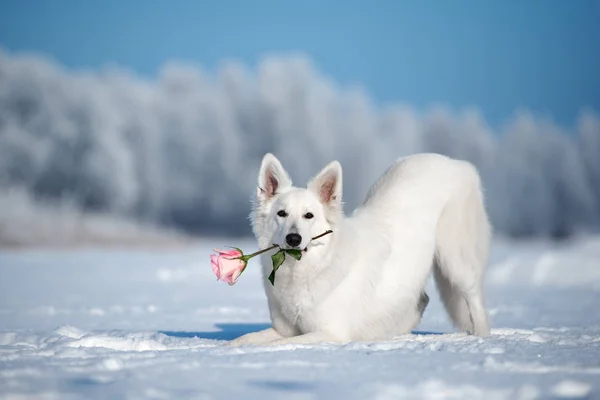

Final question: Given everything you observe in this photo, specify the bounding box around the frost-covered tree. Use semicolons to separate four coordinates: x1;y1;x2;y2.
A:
1;49;599;238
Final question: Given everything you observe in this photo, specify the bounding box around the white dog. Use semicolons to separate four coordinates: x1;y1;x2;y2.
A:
230;153;491;347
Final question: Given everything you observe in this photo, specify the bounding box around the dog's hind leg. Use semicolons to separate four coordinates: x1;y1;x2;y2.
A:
433;265;489;336
433;164;491;336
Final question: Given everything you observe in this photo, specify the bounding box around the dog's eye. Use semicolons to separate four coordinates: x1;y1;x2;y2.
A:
304;212;314;219
277;210;288;217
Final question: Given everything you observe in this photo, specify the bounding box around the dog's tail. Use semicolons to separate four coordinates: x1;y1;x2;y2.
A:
433;162;491;336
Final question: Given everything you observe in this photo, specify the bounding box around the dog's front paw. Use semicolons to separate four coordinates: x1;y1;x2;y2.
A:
226;337;247;347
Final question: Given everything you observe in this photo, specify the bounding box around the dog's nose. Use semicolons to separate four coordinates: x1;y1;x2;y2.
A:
285;233;302;248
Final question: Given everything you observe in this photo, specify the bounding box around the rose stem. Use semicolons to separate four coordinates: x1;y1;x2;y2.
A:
243;229;333;259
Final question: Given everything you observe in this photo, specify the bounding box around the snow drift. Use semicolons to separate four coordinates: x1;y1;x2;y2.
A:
1;49;599;238
1;236;599;398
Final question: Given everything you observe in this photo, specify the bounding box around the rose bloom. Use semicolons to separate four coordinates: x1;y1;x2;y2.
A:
211;248;246;285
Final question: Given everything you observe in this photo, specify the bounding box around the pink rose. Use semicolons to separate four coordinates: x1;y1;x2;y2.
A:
211;248;247;286
211;230;332;287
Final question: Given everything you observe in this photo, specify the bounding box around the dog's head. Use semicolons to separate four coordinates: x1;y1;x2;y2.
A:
251;153;343;252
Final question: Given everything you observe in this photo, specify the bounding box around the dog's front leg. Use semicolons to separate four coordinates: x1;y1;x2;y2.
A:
263;331;347;347
228;327;283;347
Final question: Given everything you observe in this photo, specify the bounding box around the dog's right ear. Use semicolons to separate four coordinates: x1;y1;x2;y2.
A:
257;153;292;202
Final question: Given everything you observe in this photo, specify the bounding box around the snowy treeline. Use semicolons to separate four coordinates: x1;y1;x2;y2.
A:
1;49;599;238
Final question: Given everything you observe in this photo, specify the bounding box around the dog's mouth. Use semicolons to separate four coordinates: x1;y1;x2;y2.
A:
282;246;308;253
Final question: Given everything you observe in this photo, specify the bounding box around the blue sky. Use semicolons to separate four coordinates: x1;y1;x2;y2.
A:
1;0;598;126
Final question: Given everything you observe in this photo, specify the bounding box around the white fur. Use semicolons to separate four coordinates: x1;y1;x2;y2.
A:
230;153;491;347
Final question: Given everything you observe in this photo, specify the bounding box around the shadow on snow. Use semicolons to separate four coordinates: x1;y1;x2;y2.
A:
160;323;443;341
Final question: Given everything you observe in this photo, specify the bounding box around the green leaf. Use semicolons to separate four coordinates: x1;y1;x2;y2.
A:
269;249;286;286
271;250;286;272
283;249;302;261
268;269;276;286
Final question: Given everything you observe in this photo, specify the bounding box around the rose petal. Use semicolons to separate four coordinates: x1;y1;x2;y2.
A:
213;248;241;258
210;254;221;279
211;248;245;285
221;269;234;284
229;265;244;286
224;251;242;258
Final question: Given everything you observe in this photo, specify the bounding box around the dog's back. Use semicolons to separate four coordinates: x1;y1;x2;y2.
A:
352;153;491;336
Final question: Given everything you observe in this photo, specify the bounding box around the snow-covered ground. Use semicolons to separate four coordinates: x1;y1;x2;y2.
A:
1;236;599;400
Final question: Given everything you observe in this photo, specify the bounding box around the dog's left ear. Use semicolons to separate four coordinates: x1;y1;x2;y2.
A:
308;161;343;208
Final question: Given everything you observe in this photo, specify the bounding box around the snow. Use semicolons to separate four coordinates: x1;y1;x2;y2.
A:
552;380;593;398
1;236;599;399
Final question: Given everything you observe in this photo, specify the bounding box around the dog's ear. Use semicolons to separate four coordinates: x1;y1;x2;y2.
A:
257;153;292;202
308;161;343;207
